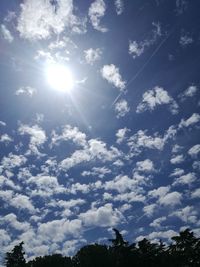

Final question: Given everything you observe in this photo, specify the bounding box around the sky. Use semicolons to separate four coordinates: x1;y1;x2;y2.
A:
0;0;200;263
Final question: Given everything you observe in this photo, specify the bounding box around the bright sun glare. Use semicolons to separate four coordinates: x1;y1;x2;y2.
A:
46;63;74;92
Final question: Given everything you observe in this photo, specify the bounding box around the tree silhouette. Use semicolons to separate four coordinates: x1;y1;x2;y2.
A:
3;228;200;267
5;241;26;267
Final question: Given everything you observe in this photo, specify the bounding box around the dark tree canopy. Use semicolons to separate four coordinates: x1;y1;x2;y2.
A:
4;228;200;267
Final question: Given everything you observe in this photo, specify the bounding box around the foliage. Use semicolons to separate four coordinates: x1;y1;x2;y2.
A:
4;228;200;267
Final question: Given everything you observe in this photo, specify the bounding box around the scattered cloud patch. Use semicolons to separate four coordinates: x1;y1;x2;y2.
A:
180;34;193;47
179;85;198;101
188;144;200;158
115;99;130;118
88;0;108;32
136;86;179;114
79;203;123;227
170;154;184;164
179;113;200;128
84;48;102;65
101;64;126;90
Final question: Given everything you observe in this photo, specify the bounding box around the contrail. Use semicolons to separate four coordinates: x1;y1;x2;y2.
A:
111;29;174;107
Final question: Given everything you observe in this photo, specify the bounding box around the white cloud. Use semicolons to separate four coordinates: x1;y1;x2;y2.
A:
128;130;166;154
170;168;184;177
1;153;27;169
60;139;121;170
143;204;157;217
191;188;200;199
84;48;102;65
188;144;200;158
148;186;170;199
105;174;139;193
135;159;155;173
18;124;46;155
179;113;200;128
136;86;179;114
179;85;198;101
137;230;177;242
82;166;111;178
116;127;129;144
10;194;36;213
180;34;193;47
0;134;13;143
88;0;108;32
17;0;84;40
37;218;82;243
51;125;87;148
159;191;182;206
15;86;37;97
170;154;184;164
129;22;161;59
0;213;30;232
101;64;126;90
1;24;13;43
115;0;124;15
27;175;65;196
79;203;123;227
115;99;130;118
171;206;197;223
150;216;166;229
129;41;145;58
172;172;196;186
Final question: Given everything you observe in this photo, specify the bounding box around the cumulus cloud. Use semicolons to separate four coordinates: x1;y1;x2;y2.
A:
115;0;124;15
179;113;200;128
1;24;14;43
10;194;36;213
0;213;30;232
18;124;46;155
88;0;108;32
17;0;85;40
191;188;200;199
101;64;126;90
116;127;129;144
15;86;37;97
150;216;166;229
171;206;197;223
159;191;182;206
170;154;184;164
82;166;111;178
136;86;179;114
51;125;87;148
0;134;13;143
170;168;184;177
172;172;196;186
79;203;123;227
179;85;198;101
60;138;121;170
37;218;82;243
1;153;27;169
84;48;102;65
27;175;65;196
135;159;155;173
188;144;200;158
128;130;166;155
115;99;130;118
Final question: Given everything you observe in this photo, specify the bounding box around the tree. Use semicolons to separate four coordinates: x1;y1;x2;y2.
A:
168;228;200;266
5;241;26;267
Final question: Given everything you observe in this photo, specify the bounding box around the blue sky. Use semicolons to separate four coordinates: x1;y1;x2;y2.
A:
0;0;200;263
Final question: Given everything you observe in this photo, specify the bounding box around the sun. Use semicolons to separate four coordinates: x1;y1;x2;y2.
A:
45;63;74;92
